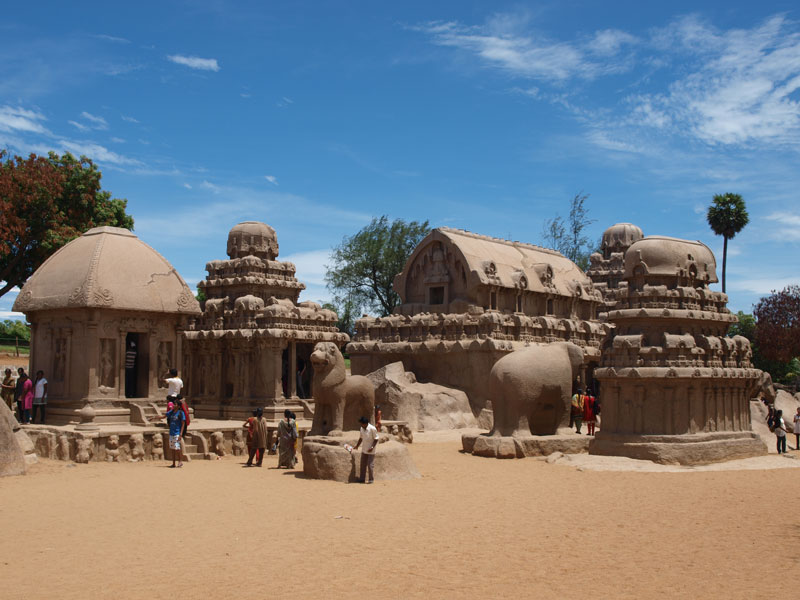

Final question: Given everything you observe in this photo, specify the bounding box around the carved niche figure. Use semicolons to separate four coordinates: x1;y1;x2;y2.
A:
57;435;71;461
128;434;145;462
156;342;172;389
310;342;375;436
232;429;246;456
99;339;115;389
75;438;93;464
105;435;120;462
53;338;67;382
151;434;164;460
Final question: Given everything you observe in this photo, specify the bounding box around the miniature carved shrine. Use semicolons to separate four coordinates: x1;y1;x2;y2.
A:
586;222;644;319
348;228;607;416
183;221;348;420
589;235;766;464
13;226;201;425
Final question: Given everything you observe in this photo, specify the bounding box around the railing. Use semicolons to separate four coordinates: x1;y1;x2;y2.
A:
0;336;30;357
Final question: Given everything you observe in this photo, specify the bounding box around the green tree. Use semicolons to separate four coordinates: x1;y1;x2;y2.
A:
326;216;430;317
540;192;595;270
729;308;800;385
0;319;31;342
322;297;357;338
706;193;749;294
0;151;134;299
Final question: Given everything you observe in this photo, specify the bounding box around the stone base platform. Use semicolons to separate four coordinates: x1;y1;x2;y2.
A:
21;417;312;464
588;431;768;466
302;434;420;483
462;432;592;458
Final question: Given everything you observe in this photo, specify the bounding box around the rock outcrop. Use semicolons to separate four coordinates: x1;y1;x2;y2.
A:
302;434;420;482
366;362;476;431
0;402;27;476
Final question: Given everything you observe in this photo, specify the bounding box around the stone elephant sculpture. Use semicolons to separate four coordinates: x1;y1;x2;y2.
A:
310;342;374;436
490;342;584;437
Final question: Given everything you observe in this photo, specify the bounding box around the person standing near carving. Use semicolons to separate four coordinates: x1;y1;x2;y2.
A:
277;409;298;468
571;389;585;434
32;370;47;424
14;367;27;422
353;416;379;483
793;407;800;451
1;368;15;410
583;387;597;436
243;409;258;467
166;401;185;467
19;372;33;424
772;409;787;454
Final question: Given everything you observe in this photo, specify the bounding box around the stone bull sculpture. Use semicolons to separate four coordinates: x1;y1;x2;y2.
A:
310;342;374;436
490;342;584;437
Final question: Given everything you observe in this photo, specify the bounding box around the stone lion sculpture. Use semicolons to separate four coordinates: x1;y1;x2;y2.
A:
75;438;94;464
231;429;246;456
210;431;226;457
151;434;164;460
128;434;145;462
490;342;584;437
105;435;120;462
310;341;374;436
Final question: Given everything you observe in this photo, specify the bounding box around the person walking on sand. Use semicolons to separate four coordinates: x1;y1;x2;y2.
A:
253;408;268;467
773;409;787;454
243;409;258;467
166;401;185;467
1;368;15;410
571;389;585;434
31;370;47;424
277;409;298;468
353;415;379;483
793;407;800;451
14;367;27;422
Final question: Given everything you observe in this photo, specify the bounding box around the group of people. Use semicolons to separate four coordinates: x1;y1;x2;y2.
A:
1;367;48;424
570;387;599;435
767;405;800;454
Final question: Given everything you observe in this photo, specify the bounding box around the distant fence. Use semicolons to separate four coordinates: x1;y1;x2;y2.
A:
0;336;30;356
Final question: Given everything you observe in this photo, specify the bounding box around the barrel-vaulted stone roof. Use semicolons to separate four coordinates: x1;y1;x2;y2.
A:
623;235;718;283
394;227;595;300
13;226;201;315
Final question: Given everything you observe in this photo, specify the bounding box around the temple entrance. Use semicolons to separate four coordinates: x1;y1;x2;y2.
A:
124;332;150;399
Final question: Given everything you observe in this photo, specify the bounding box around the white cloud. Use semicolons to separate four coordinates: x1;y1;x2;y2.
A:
93;34;131;44
764;212;800;241
167;54;220;71
53;140;141;166
0;106;49;134
0;311;24;320
111;137;125;143
200;180;220;193
726;276;799;295
121;115;139;123
80;111;108;130
264;175;278;185
68;120;89;131
183;183;192;189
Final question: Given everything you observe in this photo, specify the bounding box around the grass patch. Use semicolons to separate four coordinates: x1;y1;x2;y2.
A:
0;345;29;355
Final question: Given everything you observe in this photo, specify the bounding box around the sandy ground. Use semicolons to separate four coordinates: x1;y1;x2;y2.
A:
1;437;799;600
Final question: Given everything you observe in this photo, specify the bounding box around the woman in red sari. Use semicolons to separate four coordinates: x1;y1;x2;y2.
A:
583;387;597;436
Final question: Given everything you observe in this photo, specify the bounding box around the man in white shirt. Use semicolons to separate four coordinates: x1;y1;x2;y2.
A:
353;415;379;483
163;368;184;400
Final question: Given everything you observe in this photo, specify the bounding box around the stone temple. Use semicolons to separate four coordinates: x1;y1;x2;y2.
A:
586;222;644;319
183;222;348;420
589;235;765;464
12;226;201;425
348;227;608;419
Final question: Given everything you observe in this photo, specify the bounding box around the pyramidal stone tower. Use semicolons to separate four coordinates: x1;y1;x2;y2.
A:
183;222;347;420
588;235;766;464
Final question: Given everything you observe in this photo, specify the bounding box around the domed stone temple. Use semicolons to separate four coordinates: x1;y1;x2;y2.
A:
13;226;201;425
589;235;766;464
183;222;347;420
586;222;644;318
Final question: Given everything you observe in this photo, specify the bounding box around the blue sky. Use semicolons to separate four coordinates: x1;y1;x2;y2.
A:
2;0;799;319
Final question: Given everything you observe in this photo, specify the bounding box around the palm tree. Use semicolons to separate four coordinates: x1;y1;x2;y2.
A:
706;193;749;294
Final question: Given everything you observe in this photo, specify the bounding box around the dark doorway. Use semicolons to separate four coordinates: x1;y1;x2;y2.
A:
125;332;149;398
296;343;315;399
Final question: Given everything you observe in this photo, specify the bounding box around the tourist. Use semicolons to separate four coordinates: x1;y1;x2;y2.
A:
277;408;298;468
32;370;47;424
793;407;800;451
571;389;585;434
353;415;379;483
1;368;15;410
19;371;33;424
166;401;185;467
254;407;268;467
163;368;184;402
14;367;27;422
583;387;597;436
773;409;787;454
290;411;299;465
178;395;190;463
375;404;382;432
243;409;258;467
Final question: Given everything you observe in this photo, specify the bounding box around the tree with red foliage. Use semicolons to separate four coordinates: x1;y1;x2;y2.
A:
0;151;133;299
753;285;800;363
